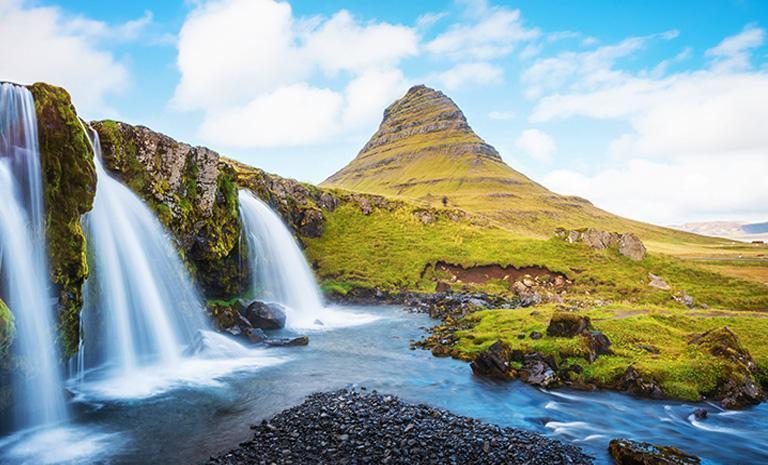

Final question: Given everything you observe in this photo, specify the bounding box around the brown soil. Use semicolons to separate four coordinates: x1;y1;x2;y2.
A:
434;261;563;285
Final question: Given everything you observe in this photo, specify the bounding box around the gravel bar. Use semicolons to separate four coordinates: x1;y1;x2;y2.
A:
205;388;593;465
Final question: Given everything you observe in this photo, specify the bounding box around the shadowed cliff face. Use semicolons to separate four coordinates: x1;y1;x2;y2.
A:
92;120;245;298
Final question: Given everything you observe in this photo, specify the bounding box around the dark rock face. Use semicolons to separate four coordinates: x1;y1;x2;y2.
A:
245;301;287;330
206;389;593;465
615;366;664;399
608;439;700;465
470;341;516;380
29;83;97;356
547;312;591;337
520;357;558;388
584;331;612;362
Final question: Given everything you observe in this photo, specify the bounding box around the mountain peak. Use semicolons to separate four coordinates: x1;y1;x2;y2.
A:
354;84;500;160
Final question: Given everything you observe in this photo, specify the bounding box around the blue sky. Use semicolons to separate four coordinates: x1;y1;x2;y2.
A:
1;0;767;225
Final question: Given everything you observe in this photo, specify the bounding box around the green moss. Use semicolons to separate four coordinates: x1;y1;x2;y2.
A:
454;304;768;402
0;298;14;362
29;83;96;357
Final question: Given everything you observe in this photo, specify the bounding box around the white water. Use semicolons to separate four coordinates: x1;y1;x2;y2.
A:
0;83;68;430
238;190;377;330
73;132;283;402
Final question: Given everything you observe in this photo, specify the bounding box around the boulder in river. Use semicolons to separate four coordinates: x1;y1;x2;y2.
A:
245;328;267;344
615;366;664;399
245;301;287;330
546;312;591;337
609;438;701;465
470;340;516;379
519;358;558;388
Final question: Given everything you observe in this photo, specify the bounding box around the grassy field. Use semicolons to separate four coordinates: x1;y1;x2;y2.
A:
305;202;768;310
453;304;768;401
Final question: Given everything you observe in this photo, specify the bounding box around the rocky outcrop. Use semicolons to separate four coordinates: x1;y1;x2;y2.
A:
608;439;700;465
470;340;517;379
615;366;665;399
0;299;13;363
29;83;97;356
556;228;646;261
92;120;245;297
546;312;591;337
689;327;765;408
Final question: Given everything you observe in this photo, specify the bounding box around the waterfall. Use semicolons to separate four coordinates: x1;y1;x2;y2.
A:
78;130;207;377
0;83;68;430
238;190;325;328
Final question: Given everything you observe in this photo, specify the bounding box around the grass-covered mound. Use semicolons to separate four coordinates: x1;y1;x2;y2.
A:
305;201;768;310
453;304;768;403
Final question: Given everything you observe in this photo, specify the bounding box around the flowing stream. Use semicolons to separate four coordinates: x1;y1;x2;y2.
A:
0;83;67;431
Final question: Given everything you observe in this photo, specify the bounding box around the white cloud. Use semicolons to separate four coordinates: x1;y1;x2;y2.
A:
529;26;768;223
705;24;765;71
200;84;343;147
543;154;768;224
174;0;416;147
425;5;539;59
63;10;154;42
430;62;503;90
0;0;129;115
522;31;679;98
514;128;556;161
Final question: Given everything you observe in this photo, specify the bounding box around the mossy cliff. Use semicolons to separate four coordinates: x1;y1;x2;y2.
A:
0;298;12;417
92;121;245;297
28;83;96;357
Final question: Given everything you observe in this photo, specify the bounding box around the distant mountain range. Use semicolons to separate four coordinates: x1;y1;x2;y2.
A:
672;221;768;242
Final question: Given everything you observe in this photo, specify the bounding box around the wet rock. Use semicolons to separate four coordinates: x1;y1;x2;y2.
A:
546;312;591;337
470;341;515;380
648;273;671;290
615;366;664;399
297;207;324;238
618;233;646;261
245;328;267;344
608;438;700;465
265;336;309;347
584;331;611;362
520;357;558;388
205;388;593;465
693;408;708;420
245;301;287;330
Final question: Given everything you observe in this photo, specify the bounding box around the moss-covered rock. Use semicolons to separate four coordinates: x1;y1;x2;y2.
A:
92;121;246;298
29;82;96;357
0;298;14;363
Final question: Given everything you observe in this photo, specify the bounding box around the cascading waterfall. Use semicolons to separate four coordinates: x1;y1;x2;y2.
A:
0;83;68;431
239;190;324;327
239;190;376;330
73;130;280;401
78;130;207;377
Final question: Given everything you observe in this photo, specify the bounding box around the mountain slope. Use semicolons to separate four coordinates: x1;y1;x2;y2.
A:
322;85;723;250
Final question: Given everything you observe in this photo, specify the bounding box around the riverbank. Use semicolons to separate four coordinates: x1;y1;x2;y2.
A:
330;290;768;408
205;388;593;465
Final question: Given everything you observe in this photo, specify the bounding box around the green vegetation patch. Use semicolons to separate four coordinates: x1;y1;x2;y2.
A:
454;304;768;401
304;203;768;309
